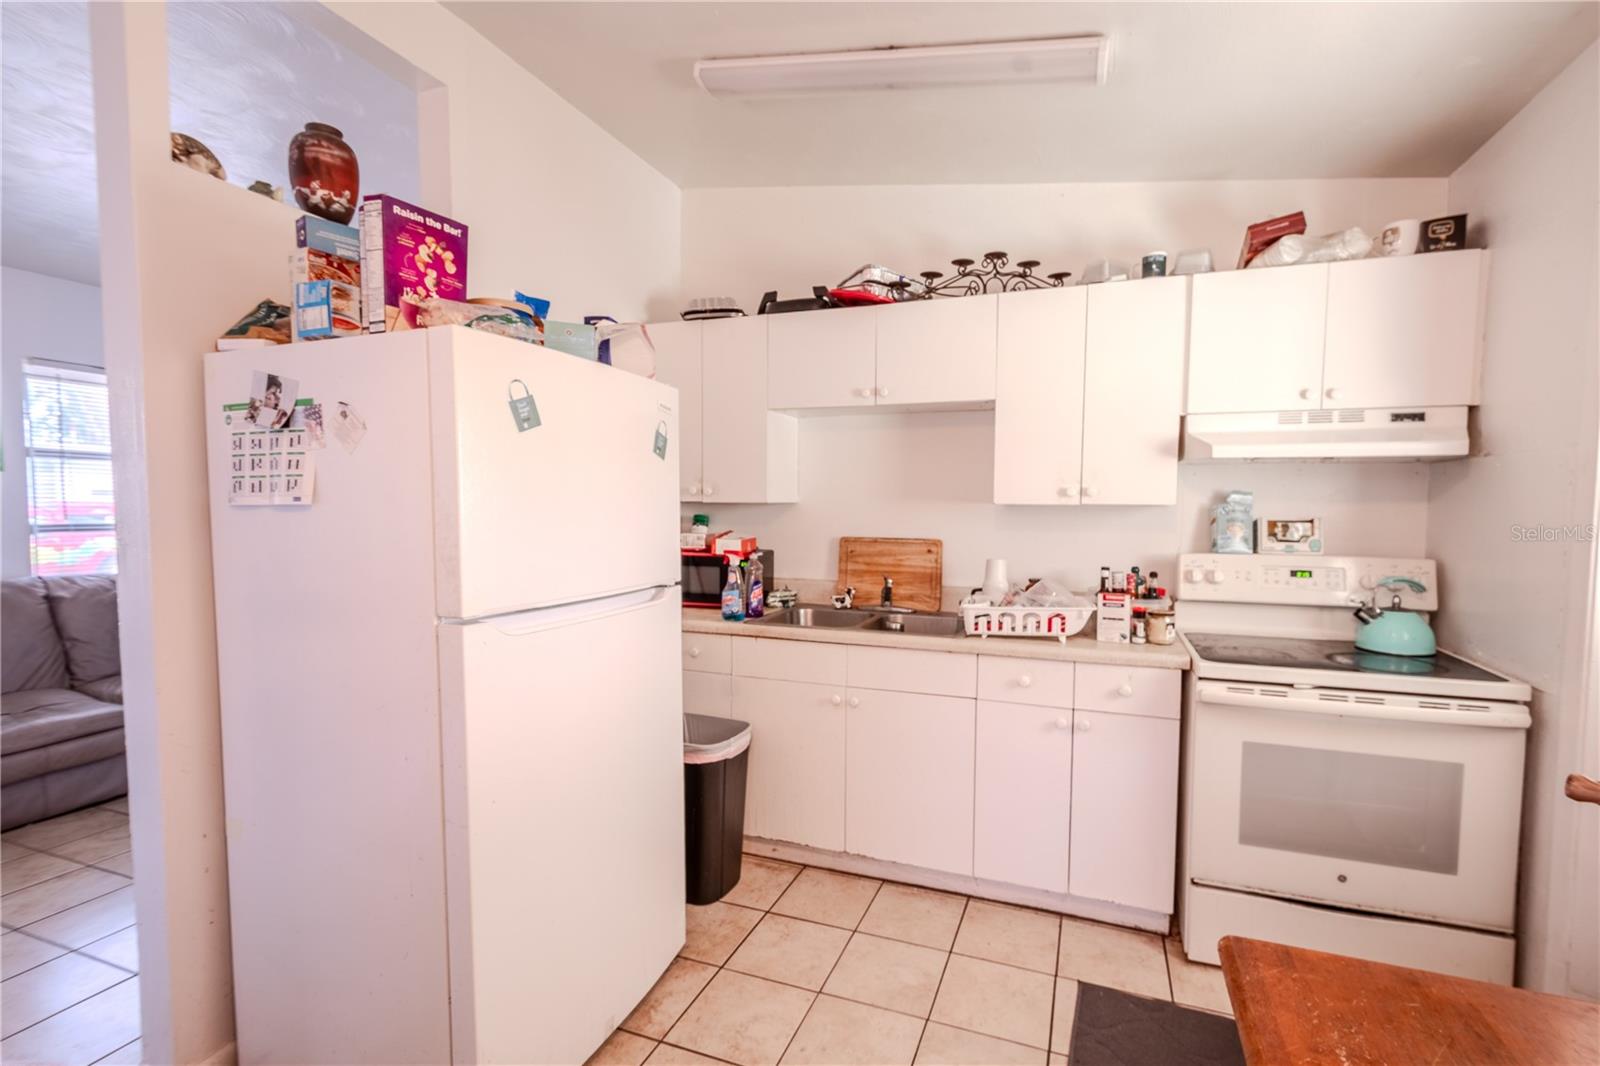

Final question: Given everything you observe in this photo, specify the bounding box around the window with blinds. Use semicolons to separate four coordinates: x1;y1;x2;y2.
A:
22;360;117;576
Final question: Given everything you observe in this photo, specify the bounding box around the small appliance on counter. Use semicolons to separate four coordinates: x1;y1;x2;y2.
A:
682;545;774;614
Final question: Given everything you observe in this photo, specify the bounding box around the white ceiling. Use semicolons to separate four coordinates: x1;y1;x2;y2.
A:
0;2;420;287
446;1;1600;187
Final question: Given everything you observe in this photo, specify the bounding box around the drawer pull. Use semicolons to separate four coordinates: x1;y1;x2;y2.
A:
688;647;701;658
1117;681;1135;697
1018;674;1033;689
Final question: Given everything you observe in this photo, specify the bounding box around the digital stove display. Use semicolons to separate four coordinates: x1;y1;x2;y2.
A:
1184;633;1508;682
1289;569;1313;579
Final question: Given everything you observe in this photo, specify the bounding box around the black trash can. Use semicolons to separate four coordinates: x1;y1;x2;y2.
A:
683;713;751;906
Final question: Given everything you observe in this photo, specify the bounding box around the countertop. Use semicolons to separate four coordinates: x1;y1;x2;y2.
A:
682;609;1191;670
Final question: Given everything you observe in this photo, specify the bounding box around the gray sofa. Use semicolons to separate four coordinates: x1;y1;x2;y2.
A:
2;576;126;830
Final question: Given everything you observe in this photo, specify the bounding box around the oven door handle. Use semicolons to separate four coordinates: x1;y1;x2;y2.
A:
1195;683;1531;729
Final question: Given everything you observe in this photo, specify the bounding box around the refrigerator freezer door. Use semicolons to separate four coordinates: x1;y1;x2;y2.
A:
439;584;686;1065
430;328;681;619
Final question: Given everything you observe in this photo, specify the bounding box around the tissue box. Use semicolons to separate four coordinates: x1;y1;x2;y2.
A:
1096;592;1131;643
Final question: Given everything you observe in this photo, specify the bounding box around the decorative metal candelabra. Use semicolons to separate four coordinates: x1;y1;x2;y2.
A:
891;251;1071;298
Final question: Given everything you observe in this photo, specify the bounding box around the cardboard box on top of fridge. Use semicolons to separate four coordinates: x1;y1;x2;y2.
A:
714;535;758;557
1096;592;1131;643
359;194;468;333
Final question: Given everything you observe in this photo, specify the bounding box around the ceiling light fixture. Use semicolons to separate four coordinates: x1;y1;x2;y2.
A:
693;35;1110;98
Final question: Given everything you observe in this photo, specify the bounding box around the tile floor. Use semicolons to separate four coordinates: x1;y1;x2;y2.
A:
591;856;1233;1066
1;798;140;1066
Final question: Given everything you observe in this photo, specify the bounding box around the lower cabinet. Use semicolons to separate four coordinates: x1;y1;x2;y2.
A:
1068;709;1180;912
731;676;846;851
683;671;731;717
846;689;975;876
974;700;1073;893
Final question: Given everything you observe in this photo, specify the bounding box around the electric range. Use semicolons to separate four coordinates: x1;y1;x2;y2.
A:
1174;553;1530;987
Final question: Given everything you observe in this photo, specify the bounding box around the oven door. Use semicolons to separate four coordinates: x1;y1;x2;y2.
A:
1187;680;1527;932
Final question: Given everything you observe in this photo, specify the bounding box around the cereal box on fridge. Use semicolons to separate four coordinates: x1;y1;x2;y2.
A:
291;215;362;341
358;195;468;332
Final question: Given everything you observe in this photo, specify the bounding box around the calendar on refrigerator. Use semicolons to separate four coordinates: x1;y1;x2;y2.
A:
221;405;317;506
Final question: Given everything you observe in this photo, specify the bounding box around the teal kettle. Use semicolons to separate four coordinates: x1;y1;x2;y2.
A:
1353;577;1436;657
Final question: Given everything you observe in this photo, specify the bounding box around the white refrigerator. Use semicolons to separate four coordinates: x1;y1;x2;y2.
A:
204;326;685;1065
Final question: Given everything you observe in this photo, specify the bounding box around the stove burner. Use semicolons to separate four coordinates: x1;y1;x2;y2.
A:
1184;633;1507;683
1326;651;1437;675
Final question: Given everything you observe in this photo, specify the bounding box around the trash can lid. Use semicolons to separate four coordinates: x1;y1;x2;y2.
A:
684;713;751;764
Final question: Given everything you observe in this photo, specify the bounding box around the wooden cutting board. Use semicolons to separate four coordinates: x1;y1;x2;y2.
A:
836;537;944;612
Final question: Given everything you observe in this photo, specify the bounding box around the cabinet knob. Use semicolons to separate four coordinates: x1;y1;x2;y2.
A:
1081;485;1096;498
1018;674;1033;688
703;485;715;496
1326;388;1342;400
1055;716;1071;729
857;387;873;398
830;694;843;707
688;647;701;658
1075;719;1091;733
848;696;860;708
877;386;890;398
1117;681;1135;697
1298;388;1312;400
1058;486;1077;498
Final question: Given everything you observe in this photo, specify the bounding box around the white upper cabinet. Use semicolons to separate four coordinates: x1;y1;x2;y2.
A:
993;289;1087;505
1186;251;1488;415
648;321;704;501
874;295;998;406
650;317;796;503
767;306;878;409
1081;277;1188;506
1186;264;1328;414
1322;251;1487;409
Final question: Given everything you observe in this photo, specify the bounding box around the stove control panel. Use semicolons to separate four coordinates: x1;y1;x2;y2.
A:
1177;554;1438;610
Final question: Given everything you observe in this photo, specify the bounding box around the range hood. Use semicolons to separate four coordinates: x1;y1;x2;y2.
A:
1184;407;1469;461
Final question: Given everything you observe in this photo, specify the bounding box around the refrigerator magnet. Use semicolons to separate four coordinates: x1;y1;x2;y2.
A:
508;379;541;432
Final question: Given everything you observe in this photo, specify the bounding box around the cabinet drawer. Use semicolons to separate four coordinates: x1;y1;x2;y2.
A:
733;637;848;686
977;656;1076;709
1074;664;1180;719
682;633;731;674
847;646;976;698
684;672;731;717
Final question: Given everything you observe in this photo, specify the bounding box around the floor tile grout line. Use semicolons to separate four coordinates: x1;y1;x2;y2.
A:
769;867;880;1066
1047;912;1063;1056
0;877;132;932
2;919;140;976
88;1036;142;1066
913;895;969;1063
0;971;138;1042
2;808;131;855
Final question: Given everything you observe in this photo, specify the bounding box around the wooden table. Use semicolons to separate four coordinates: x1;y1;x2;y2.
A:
1219;936;1600;1065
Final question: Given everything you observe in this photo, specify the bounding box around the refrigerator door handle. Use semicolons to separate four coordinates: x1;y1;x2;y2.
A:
454;585;674;636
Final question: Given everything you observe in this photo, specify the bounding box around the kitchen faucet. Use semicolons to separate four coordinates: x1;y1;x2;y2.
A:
881;576;894;609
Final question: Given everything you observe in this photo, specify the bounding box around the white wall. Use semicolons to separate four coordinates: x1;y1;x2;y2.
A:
324;1;682;322
1429;42;1600;997
84;2;689;1061
680;178;1448;585
682;178;1446;315
705;410;1430;591
1;267;105;578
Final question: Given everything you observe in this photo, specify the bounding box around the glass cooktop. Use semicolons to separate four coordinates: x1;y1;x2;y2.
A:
1184;633;1507;682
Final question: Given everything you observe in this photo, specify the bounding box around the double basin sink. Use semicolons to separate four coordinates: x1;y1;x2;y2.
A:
748;604;965;638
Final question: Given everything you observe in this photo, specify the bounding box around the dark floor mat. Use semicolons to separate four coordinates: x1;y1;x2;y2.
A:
1070;982;1246;1066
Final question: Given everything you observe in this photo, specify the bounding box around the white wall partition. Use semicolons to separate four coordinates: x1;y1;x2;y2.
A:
1428;42;1600;997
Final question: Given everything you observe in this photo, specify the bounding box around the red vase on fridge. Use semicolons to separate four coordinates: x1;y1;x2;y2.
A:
288;122;359;225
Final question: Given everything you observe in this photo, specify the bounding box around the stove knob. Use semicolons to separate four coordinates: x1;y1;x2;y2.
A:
1206;569;1225;585
1185;568;1205;583
1359;575;1376;590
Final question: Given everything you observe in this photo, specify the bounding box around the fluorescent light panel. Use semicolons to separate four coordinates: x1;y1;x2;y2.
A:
694;36;1109;97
